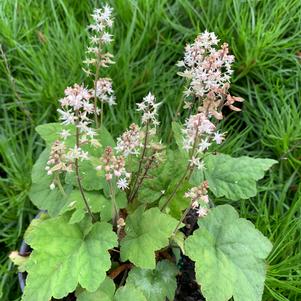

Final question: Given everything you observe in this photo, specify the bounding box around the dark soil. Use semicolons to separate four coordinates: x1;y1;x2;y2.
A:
174;256;205;301
174;209;205;301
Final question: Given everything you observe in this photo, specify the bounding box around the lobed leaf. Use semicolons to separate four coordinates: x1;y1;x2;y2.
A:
126;260;178;301
185;205;273;301
120;207;178;269
22;215;117;301
204;154;277;200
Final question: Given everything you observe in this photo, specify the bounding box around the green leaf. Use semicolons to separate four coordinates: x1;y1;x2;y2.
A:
127;260;178;301
159;180;191;219
76;280;147;301
185;205;273;301
81;126;115;158
138;150;187;204
171;121;188;157
29;149;71;216
22;215;117;301
120;207;178;269
77;277;115;301
65;159;104;191
172;122;184;148
204;154;277;200
189;168;205;186
36;123;76;146
60;190;112;224
115;190;127;208
114;285;147;301
98;125;115;148
171;231;185;254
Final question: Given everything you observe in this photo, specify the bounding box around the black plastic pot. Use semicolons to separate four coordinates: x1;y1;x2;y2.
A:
18;211;45;292
18;239;30;292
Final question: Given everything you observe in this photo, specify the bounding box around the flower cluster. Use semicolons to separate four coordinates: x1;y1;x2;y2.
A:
93;78;116;106
183;112;225;157
96;146;130;190
57;84;99;143
46;84;100;189
58;84;94;123
185;181;209;217
115;123;143;157
45;141;89;190
136;92;160;126
45;141;71;176
177;31;243;118
46;142;90;173
83;4;114;72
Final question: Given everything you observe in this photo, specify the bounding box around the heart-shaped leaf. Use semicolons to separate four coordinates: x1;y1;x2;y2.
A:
185;205;273;301
120;207;178;269
127;260;178;301
22;215;117;301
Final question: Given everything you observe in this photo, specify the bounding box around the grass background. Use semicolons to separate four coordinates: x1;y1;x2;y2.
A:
0;0;300;300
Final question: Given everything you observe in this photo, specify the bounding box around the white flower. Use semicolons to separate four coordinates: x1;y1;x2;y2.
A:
176;60;185;67
60;129;71;140
213;131;225;144
115;123;142;157
101;32;113;43
197;206;208;217
198;138;211;152
191;200;199;209
117;178;128;190
189;157;205;170
200;119;215;134
136;92;160;126
66;146;82;160
182;113;215;153
107;95;116;106
94;78;116;106
49;182;55;190
57;109;76;125
80;151;89;161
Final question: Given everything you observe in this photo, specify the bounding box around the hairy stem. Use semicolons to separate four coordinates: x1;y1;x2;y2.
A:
109;179;118;227
75;126;95;222
160;165;190;211
54;174;66;197
100;100;104;128
160;116;200;211
129;121;149;202
129;150;156;202
172;200;193;235
93;62;100;128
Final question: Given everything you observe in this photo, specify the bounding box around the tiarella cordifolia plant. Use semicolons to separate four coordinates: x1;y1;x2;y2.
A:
10;5;277;301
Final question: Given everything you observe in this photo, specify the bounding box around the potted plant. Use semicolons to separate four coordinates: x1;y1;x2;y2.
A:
10;4;276;301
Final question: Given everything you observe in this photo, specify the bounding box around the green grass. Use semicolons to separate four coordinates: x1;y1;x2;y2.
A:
0;0;300;300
